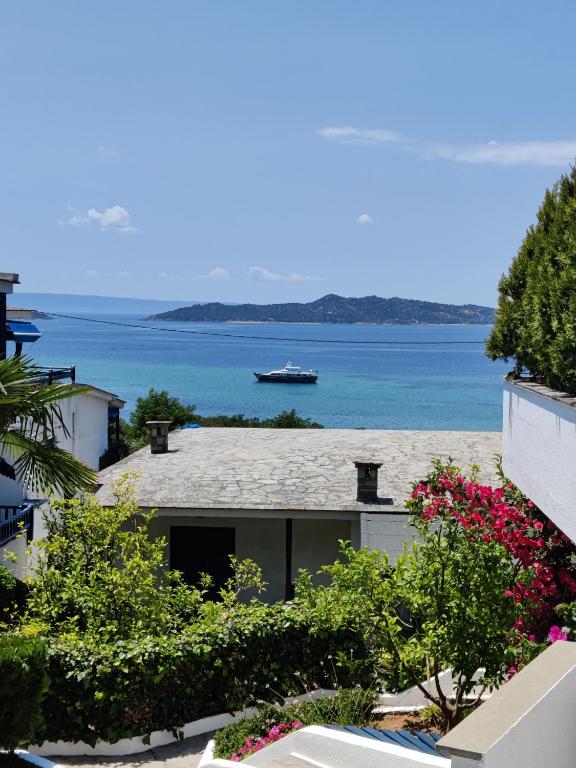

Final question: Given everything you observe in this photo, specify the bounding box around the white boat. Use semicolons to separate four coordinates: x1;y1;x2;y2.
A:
254;362;318;383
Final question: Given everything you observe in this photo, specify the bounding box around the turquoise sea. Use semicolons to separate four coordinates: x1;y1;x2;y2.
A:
29;315;508;430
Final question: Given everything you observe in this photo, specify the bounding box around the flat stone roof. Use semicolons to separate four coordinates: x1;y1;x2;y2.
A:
96;428;501;513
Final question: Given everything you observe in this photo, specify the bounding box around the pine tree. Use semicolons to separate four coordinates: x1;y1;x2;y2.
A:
486;165;576;393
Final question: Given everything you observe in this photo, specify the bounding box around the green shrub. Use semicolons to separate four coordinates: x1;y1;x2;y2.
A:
294;686;376;727
213;704;283;760
213;688;376;759
486;165;576;393
23;482;372;746
35;606;369;745
0;635;48;751
0;565;28;626
125;389;198;448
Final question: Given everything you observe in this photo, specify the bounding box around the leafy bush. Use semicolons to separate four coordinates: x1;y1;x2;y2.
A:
213;705;287;761
197;408;323;429
120;388;323;452
0;635;48;751
124;389;198;450
230;720;303;762
213;688;376;760
21;479;370;745
0;565;28;626
25;477;205;641
35;608;368;745
486;165;576;393
297;460;564;729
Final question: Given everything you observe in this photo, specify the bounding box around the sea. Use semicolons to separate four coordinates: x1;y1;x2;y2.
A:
28;314;508;431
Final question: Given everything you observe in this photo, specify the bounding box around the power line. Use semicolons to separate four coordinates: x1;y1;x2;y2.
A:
46;312;487;345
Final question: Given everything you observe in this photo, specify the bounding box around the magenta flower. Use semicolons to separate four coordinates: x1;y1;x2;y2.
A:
548;625;569;642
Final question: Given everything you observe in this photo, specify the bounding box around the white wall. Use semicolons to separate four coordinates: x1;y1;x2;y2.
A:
502;380;576;542
55;390;110;470
0;533;28;579
149;515;352;603
360;511;414;563
438;641;576;768
292;518;352;584
246;726;447;768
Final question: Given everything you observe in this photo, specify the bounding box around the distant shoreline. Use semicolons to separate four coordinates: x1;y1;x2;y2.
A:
148;319;493;327
148;294;494;326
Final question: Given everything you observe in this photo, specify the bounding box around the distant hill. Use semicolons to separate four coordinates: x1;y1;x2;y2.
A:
9;293;205;316
148;294;494;325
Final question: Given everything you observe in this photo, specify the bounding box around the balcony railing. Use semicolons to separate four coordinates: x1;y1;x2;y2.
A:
0;503;35;547
30;366;76;385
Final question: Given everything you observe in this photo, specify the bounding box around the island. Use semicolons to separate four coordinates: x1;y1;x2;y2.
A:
147;294;494;325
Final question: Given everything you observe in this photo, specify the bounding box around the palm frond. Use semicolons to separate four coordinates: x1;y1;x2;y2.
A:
1;429;96;497
0;355;96;496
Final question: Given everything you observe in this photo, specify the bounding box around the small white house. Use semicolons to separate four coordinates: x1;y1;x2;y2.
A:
0;379;124;578
95;427;500;602
55;383;125;471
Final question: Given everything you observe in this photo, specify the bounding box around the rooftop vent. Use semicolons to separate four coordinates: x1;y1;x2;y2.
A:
354;460;383;503
146;421;172;454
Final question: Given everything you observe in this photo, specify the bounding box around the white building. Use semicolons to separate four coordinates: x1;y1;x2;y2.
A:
0;377;124;578
95;427;500;601
502;377;576;542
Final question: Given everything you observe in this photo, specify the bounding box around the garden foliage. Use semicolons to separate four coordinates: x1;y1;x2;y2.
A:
117;389;325;458
26;475;204;640
32;605;366;745
11;461;576;744
297;460;576;727
123;388;198;451
20;479;369;745
213;688;376;760
0;564;28;627
0;635;48;751
122;390;324;453
486;165;576;393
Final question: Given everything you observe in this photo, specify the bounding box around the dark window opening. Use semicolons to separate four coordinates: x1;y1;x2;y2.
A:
169;525;235;599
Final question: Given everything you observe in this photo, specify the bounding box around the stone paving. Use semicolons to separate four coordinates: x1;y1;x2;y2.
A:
51;732;212;768
96;428;501;512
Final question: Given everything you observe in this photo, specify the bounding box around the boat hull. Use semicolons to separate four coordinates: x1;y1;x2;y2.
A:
254;373;318;383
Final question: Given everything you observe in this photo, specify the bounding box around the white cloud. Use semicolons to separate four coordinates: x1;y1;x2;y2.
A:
84;269;133;280
68;205;137;233
248;266;321;284
426;140;576;167
98;144;118;158
318;125;576;167
318;126;400;145
198;266;231;280
159;271;184;281
356;213;374;224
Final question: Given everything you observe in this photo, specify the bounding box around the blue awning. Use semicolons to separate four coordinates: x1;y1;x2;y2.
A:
6;321;42;344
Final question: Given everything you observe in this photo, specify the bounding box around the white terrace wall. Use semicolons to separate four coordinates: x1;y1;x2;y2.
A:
502;380;576;543
437;641;576;768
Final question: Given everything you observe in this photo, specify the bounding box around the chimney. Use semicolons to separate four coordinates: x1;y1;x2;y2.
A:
354;460;383;502
146;421;172;454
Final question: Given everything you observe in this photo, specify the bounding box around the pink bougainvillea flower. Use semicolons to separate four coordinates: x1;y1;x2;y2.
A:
548;625;569;643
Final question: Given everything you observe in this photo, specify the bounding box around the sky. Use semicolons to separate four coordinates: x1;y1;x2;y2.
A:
2;1;576;307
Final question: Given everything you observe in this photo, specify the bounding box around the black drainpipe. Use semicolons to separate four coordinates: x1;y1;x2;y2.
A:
285;518;294;600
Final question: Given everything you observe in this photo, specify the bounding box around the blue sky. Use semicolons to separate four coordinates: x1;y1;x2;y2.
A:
3;1;576;306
